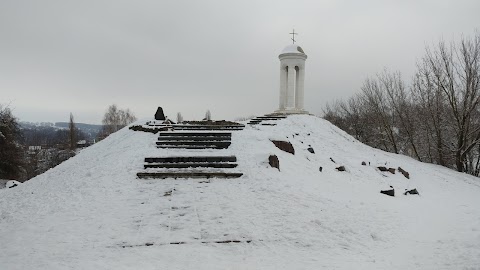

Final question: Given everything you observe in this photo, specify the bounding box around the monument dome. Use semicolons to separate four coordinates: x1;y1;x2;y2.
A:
280;44;306;54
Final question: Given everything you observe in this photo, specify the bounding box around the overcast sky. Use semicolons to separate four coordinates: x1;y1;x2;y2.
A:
1;0;478;124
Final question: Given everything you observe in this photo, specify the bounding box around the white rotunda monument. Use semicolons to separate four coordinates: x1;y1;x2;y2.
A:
275;36;309;115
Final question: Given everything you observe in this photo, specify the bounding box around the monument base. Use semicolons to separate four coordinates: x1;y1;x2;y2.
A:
272;109;310;115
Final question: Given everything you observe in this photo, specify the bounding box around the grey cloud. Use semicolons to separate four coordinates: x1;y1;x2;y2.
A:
1;0;479;123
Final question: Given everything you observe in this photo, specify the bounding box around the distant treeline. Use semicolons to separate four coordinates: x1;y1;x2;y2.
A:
1;104;136;181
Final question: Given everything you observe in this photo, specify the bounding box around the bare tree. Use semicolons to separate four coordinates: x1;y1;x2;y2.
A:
205;110;211;121
68;113;77;150
423;33;480;172
412;60;450;165
361;75;400;153
176;112;183;123
101;104;137;138
0;105;26;180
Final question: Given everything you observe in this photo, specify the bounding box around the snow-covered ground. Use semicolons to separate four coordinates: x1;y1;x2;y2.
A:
1;115;479;269
0;180;10;189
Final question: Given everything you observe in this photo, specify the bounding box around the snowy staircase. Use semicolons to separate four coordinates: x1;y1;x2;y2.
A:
156;132;232;149
137;125;243;180
248;114;287;126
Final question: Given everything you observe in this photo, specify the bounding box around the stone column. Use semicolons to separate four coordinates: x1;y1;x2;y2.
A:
279;65;287;110
295;66;305;110
295;66;300;109
287;65;296;108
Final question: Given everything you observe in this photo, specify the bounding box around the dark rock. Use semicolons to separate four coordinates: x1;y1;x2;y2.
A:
377;166;388;172
319;166;323;172
155;107;166;120
336;166;346;172
380;187;395;197
268;155;280;171
404;188;419;195
307;147;315;154
398;167;410;179
271;140;295;155
361;161;367;166
129;125;168;133
388;168;396;174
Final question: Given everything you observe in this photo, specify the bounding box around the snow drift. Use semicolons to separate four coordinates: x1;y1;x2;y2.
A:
1;115;479;269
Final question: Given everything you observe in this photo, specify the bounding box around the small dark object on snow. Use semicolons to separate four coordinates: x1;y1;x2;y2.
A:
380;186;395;197
398;167;410;179
271;140;295;155
268;155;280;171
295;133;299;136
8;183;17;188
307;147;315;154
388;168;396;174
336;166;346;172
145;242;154;246
361;161;367;166
170;241;186;245
330;157;336;163
307;133;310;136
404;188;419;195
377;166;388;172
154;107;166;120
319;166;323;172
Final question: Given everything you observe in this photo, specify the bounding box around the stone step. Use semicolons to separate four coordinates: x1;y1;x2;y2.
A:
260;117;286;119
147;125;243;130
174;127;243;131
159;132;231;137
156;141;231;146
264;114;288;118
137;172;243;179
158;136;231;141
145;156;237;163
144;163;238;169
157;145;229;149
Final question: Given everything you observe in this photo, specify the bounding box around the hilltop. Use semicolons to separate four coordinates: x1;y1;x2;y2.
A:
1;115;479;269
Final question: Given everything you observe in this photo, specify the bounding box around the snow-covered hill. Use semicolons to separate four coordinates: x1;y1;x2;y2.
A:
1;115;479;269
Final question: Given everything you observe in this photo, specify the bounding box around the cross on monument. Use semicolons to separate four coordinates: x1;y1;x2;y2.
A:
289;29;298;44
